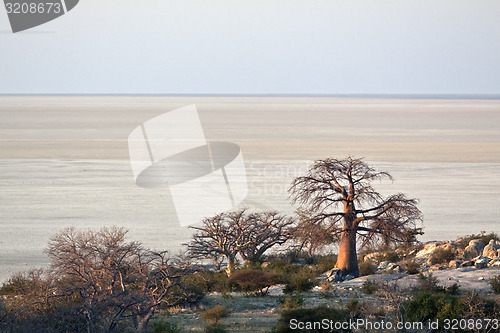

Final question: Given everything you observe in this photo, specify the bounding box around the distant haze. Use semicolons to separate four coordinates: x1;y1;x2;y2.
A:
1;0;500;95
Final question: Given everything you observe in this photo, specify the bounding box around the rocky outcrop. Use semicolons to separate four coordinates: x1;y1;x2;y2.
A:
317;237;500;284
416;242;442;258
482;239;500;258
474;256;490;269
463;240;485;259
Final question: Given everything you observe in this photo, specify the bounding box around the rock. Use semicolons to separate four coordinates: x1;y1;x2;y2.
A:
326;269;342;282
482;239;500;258
267;284;285;296
377;261;393;270
416;242;440;258
464;239;485;259
459;261;475;268
429;265;446;271
386;262;398;270
489;259;500;267
317;268;339;282
475;257;490;269
393;266;404;274
407;249;418;257
449;260;464;269
478;277;485;281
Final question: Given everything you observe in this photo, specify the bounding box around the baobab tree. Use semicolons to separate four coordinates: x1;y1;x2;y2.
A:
237;211;296;265
289;157;422;278
292;209;336;256
187;211;244;277
187;210;295;276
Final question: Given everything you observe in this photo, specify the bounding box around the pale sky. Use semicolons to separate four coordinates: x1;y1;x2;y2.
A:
1;0;500;95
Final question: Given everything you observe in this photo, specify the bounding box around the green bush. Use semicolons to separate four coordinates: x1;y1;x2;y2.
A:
200;305;230;324
429;247;456;265
229;269;284;295
283;294;304;310
182;271;230;293
312;254;337;274
266;250;314;266
273;305;351;333
204;323;227;333
446;283;461;296
149;319;183;333
491;275;500;294
284;270;315;294
362;281;377;295
417;273;445;292
405;291;463;323
358;261;376;276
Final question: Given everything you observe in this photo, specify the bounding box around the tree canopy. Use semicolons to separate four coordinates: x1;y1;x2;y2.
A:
289;157;422;277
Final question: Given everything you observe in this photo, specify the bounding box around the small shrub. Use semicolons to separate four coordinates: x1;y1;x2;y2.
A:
266;262;300;277
230;269;284;295
284;271;315;294
200;305;230;324
313;254;337;274
376;251;399;263
417;273;444;292
267;250;313;266
345;298;363;319
358;261;376;276
204;323;227;333
404;260;420;274
362;281;377;295
149;319;183;333
491;275;500;294
429;247;456;265
405;292;463;323
461;291;500;318
283;294;304;310
446;283;461;295
182;271;230;293
273;306;351;333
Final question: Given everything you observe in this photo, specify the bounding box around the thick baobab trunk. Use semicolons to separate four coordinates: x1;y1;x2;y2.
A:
225;255;235;277
335;228;359;278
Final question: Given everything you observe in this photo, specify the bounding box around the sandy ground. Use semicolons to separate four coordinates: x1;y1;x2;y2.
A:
1;96;500;283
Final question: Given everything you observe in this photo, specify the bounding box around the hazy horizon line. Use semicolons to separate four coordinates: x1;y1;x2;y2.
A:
1;93;500;100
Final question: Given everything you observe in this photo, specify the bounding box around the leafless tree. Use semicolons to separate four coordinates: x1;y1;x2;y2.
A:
46;226;194;332
462;291;500;333
292;209;336;256
237;211;295;264
377;279;413;326
187;211;244;277
289;157;422;277
187;210;295;276
0;269;58;332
